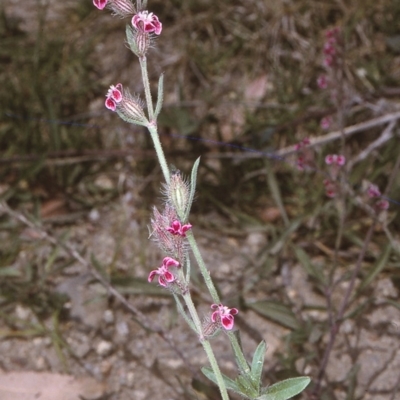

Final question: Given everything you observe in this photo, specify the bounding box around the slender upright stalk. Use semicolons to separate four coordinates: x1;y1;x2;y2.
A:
182;292;230;400
147;123;170;184
139;56;154;121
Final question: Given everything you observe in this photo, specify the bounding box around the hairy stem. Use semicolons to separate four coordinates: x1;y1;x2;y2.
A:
139;56;154;121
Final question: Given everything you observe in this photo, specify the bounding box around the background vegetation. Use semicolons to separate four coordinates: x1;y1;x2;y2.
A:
1;0;400;399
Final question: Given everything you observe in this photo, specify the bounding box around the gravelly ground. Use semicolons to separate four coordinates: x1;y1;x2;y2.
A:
1;197;399;399
2;1;400;399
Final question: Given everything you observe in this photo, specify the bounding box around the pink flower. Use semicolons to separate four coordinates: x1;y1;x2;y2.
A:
323;179;336;198
93;0;108;10
295;137;310;151
296;155;305;171
326;27;340;39
211;304;239;331
148;257;180;287
375;199;389;211
105;83;123;111
323;42;336;56
367;184;381;198
320;116;332;130
132;11;162;35
325;154;345;166
104;83;148;125
323;55;334;68
166;220;192;237
317;75;328;89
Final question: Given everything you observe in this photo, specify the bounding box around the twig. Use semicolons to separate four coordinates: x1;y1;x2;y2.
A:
277;111;400;157
0;149;154;166
347;120;397;169
0;201;196;376
203;111;400;160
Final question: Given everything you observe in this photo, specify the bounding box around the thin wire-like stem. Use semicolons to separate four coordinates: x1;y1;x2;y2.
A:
313;222;375;396
182;291;230;400
313;152;400;397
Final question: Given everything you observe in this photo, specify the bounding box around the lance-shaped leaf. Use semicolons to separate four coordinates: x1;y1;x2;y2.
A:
154;73;164;120
236;374;259;399
358;243;391;292
183;157;200;222
126;25;139;55
247;300;300;330
201;367;243;396
250;340;266;388
257;377;310;400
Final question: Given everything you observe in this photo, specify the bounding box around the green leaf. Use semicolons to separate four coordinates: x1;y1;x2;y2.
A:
257;377;310;400
0;266;21;277
184;157;200;222
125;25;138;55
269;218;302;255
154;73;164;120
251;340;266;387
201;367;243;396
236;374;259;398
265;160;289;226
293;245;325;284
358;243;391;292
247;300;300;330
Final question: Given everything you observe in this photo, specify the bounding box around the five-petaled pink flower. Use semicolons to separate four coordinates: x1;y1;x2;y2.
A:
166;220;192;237
320;116;332;130
132;11;162;35
325;154;345;166
148;257;180;287
211;303;238;331
105;83;123;111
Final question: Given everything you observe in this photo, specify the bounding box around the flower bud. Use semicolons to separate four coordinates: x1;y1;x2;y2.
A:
126;25;150;58
167;170;190;220
93;0;136;17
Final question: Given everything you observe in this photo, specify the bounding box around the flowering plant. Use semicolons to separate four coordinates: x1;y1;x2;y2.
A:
94;1;310;399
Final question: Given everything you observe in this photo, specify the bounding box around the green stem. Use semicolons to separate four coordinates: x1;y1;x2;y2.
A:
186;232;250;376
139;56;154;121
138;55;170;183
147;124;170;184
182;291;230;400
186;231;220;304
201;340;231;400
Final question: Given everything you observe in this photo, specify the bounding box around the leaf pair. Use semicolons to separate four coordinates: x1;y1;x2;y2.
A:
202;340;310;399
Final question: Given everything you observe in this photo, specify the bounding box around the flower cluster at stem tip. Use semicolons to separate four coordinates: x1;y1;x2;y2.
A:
93;0;162;35
167;220;192;237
